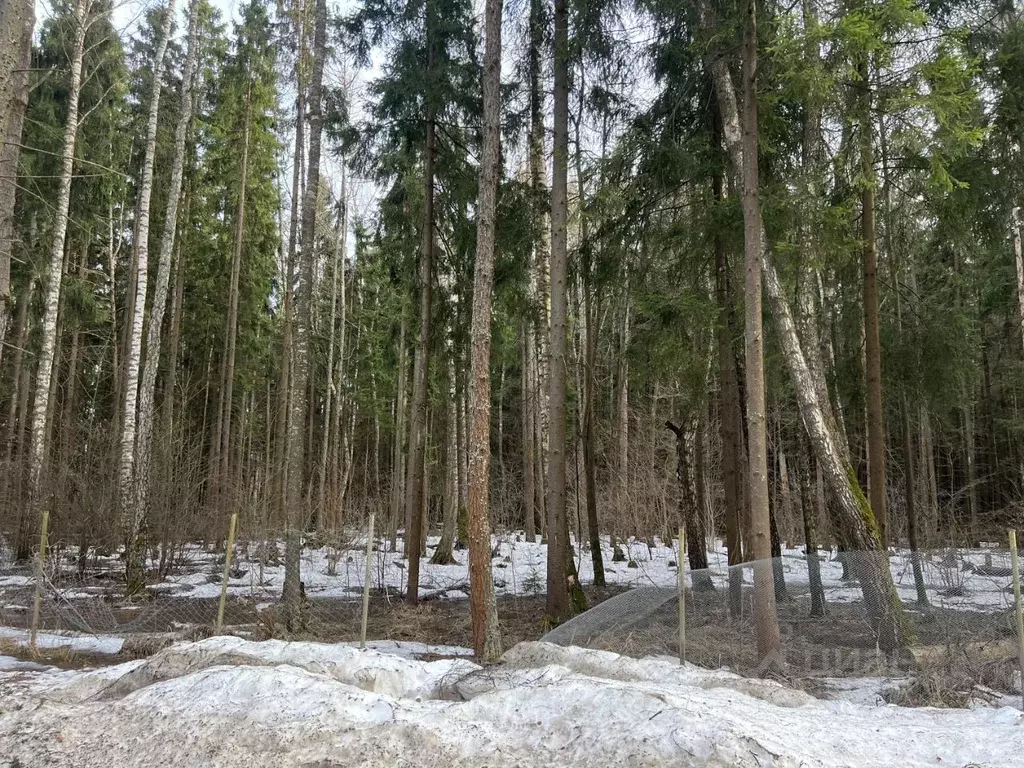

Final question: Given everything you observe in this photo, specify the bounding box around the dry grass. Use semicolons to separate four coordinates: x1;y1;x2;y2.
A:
0;637;86;668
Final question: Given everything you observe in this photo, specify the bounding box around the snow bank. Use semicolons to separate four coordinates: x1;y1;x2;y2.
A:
1;639;1021;767
53;635;479;703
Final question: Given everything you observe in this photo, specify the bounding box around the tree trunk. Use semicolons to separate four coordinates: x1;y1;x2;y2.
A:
1013;206;1024;358
134;0;202;537
713;147;744;617
27;0;91;524
529;0;550;536
404;4;436;604
737;0;783;666
859;56;888;550
667;422;714;591
283;0;327;630
432;355;459;565
465;0;504;658
799;433;826;616
546;0;579;623
120;0;176;592
616;281;631;506
903;399;928;606
521;322;536;542
390;312;408;551
0;0;33;363
577;118;604;588
216;80;253;512
319;177;346;529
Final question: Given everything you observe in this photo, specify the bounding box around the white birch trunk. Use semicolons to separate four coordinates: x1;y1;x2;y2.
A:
133;0;201;530
27;0;92;504
119;0;176;589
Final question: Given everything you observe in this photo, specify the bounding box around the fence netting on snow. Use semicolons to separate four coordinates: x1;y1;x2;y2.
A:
2;526;1022;706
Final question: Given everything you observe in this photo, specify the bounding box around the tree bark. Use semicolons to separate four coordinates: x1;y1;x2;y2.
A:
528;0;550;535
546;0;577;623
666;422;714;591
713;147;745;617
27;0;91;525
576;112;605;587
390;312;408;551
319;178;346;529
799;433;826;616
903;399;928;606
283;0;327;630
521;321;536;542
432;355;459;565
405;3;437;604
1014;207;1024;358
737;0;783;665
120;0;176;592
859;56;888;550
216;79;253;513
134;0;202;539
0;0;33;362
465;0;504;659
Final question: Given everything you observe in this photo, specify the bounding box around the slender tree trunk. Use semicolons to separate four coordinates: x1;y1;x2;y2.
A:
217;81;253;511
120;0;176;592
390;312;408;551
859;56;888;550
465;0;504;658
432;355;459;565
577;124;604;587
134;0;202;537
1013;206;1024;358
522;322;536;542
529;0;550;535
318;181;346;529
667;422;714;590
164;184;190;441
405;5;436;604
546;0;581;622
737;0;782;665
713;149;744;617
616;286;631;506
0;0;33;362
903;399;928;606
799;433;826;616
283;0;327;630
27;0;91;524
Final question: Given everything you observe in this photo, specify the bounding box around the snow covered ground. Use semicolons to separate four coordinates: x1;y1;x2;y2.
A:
142;533;1020;613
2;532;1015;615
0;637;1020;767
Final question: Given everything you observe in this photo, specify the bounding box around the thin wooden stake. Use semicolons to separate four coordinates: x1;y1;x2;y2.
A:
1010;529;1024;710
29;511;50;652
360;512;375;650
215;513;238;635
678;525;686;666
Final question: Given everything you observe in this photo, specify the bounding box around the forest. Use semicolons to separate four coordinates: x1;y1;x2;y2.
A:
1;0;1023;663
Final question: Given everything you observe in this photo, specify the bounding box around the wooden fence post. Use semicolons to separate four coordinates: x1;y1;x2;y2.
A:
29;511;50;652
215;513;238;635
360;513;376;650
678;525;686;666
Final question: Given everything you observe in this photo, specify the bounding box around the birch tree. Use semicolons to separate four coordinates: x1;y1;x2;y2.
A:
27;0;93;510
133;0;202;534
119;0;176;591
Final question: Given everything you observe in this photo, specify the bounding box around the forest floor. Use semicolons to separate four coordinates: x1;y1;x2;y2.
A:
1;533;1021;700
2;533;1023;765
